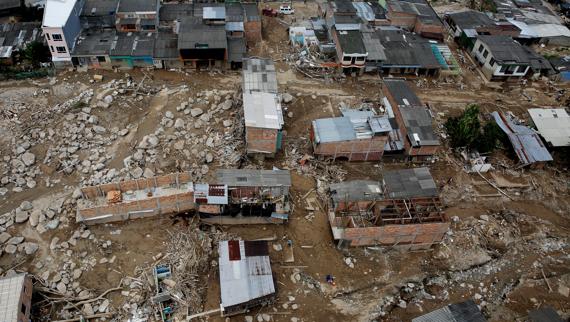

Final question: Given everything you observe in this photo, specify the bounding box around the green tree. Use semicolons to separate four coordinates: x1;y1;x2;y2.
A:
444;104;482;148
22;41;46;68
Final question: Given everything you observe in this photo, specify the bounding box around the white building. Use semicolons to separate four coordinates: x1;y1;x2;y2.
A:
528;108;570;147
42;0;84;67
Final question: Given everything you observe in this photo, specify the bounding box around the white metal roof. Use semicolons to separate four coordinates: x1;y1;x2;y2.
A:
43;0;77;27
528;108;570;147
0;274;26;322
243;92;284;130
218;241;275;309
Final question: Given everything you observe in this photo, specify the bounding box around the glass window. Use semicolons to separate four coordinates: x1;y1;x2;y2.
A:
343;56;351;62
482;50;488;58
489;58;495;66
97;56;106;62
52;34;63;41
50;46;54;52
46;33;50;40
500;65;507;73
478;44;484;53
56;46;67;53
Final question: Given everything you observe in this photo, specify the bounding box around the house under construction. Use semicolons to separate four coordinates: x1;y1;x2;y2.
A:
327;167;449;249
199;169;291;225
77;170;291;226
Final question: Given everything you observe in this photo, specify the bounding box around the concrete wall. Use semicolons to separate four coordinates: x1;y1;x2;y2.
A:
246;127;279;155
471;39;529;80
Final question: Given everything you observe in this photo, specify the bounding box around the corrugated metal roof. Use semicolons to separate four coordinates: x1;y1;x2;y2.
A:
329;180;383;202
528;108;570;147
413;300;486;322
361;31;387;61
203;6;226;20
225;21;244;32
383;78;423;107
399;106;439;147
118;0;157;13
243;92;283;130
313;117;357;143
528;307;564;322
383;167;438;199
352;2;375;21
242;58;278;94
219;240;275;310
492;111;553;165
216;169;291;187
0;274;26;322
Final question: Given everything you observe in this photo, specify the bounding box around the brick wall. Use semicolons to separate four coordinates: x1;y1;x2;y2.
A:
244;21;262;47
343;222;450;247
246;127;278;154
313;136;387;161
414;20;444;40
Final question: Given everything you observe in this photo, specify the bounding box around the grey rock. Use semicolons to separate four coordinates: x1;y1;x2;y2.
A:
223;120;232;127
93;125;106;134
199;113;211;123
205;153;214;163
45;219;60;230
0;232;12;244
23;242;39;255
118;129;129;136
73;269;82;280
57;282;67;294
15;210;29;223
165;111;174;119
72;188;83;199
190;108;203;117
219;100;233;110
99;299;110;313
7;236;24;245
83;303;94;315
174;118;185;129
4;244;17;254
282;93;294;103
20;201;33;210
201;165;209;175
143;167;155;178
21;152;35;166
103;95;113;104
131;167;143;179
29;210;40;227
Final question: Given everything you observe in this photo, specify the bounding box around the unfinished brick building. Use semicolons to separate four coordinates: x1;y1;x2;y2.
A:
77;173;196;225
311;110;392;161
327;167;449;249
77;170;292;226
242;58;283;157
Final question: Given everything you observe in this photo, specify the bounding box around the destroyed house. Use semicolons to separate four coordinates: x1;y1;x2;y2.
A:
471;35;552;81
0;273;33;322
491;111;553;168
376;28;441;76
311;110;392;161
386;0;444;40
201;169;291;224
528;108;570;147
444;11;520;49
76;173;195;225
383;79;440;159
328;167;448;248
412;300;486;322
115;0;159;32
242;58;283;156
219;240;276;316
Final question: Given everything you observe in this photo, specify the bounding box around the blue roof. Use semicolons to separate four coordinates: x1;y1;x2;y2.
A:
492;112;553;165
312;117;356;143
